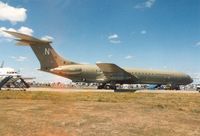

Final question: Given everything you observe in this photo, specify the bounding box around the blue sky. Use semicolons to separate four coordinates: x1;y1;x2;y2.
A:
0;0;200;82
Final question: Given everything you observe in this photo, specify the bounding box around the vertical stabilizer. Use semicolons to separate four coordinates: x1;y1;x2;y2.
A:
4;31;77;71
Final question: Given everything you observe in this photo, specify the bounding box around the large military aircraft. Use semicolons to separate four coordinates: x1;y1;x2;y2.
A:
5;31;193;90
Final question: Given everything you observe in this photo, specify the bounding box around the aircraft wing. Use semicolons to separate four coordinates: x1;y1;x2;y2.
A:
96;63;138;81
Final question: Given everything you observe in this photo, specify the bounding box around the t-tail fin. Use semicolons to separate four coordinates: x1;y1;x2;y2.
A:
4;31;77;71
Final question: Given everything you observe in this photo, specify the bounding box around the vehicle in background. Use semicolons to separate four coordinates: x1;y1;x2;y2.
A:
196;84;200;92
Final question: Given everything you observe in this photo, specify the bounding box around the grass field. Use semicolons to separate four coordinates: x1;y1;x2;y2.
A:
0;91;200;136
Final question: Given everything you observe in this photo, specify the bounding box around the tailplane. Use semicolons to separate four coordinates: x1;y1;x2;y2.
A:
4;31;77;71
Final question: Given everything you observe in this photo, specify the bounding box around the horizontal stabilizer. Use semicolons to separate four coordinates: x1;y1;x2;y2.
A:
96;63;138;81
4;30;51;45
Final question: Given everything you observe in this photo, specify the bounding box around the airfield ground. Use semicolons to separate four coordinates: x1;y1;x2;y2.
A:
27;87;199;93
0;89;199;136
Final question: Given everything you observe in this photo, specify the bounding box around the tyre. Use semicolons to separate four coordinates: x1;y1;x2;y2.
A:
105;85;110;89
97;85;103;89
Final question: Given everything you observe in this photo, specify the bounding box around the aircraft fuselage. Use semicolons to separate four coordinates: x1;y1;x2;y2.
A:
50;64;193;86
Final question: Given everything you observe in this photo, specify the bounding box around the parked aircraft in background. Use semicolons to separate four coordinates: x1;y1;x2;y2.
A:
0;61;20;80
0;61;33;90
5;31;193;90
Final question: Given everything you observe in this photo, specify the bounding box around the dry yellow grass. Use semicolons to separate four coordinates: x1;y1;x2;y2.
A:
0;91;200;136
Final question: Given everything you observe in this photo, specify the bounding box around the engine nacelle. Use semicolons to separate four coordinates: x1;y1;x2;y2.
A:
50;65;82;75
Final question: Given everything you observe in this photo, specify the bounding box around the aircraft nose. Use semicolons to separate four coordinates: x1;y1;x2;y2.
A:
187;75;193;84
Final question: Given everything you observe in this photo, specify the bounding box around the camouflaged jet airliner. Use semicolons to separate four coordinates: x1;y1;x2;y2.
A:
5;31;193;90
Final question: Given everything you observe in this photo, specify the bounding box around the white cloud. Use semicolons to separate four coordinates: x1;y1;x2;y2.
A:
18;26;33;36
41;35;54;41
134;0;156;9
10;56;27;62
0;27;16;38
0;26;33;40
0;1;27;23
108;34;121;44
195;41;200;47
145;0;156;8
108;34;118;39
141;30;147;34
125;55;133;59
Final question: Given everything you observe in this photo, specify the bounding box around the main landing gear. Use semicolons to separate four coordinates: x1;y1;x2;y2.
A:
165;84;180;90
171;86;180;90
97;83;117;90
